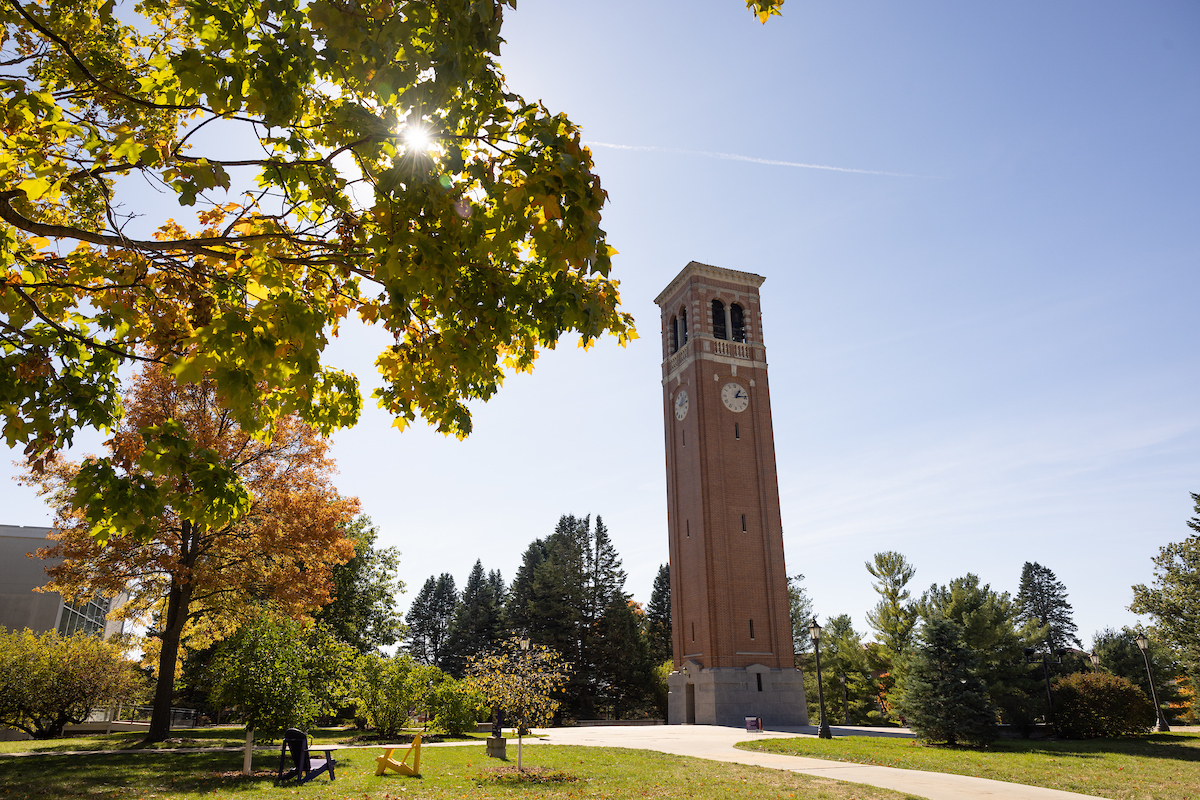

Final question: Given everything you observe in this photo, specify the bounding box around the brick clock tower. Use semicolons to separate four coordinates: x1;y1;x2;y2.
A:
655;261;808;726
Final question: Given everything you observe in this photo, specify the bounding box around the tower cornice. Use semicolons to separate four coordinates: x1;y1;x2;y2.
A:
654;261;766;307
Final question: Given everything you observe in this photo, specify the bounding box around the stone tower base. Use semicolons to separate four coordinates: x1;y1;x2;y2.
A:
667;660;808;726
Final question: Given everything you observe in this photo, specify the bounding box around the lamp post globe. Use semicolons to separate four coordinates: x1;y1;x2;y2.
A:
1089;652;1100;670
808;618;833;739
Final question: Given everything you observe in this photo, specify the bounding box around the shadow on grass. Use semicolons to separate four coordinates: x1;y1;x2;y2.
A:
988;733;1200;764
0;751;364;798
771;725;914;739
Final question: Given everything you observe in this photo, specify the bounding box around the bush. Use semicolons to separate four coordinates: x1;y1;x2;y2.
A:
430;679;485;736
209;616;354;736
0;629;143;738
354;653;415;737
1052;672;1153;738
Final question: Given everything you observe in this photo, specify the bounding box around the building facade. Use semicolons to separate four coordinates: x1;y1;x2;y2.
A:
655;262;807;726
0;524;124;639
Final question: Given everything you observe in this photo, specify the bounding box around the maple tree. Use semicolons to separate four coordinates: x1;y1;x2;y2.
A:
1;0;787;540
22;363;358;741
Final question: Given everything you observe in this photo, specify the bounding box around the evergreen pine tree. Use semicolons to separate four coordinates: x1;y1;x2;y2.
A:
788;573;815;656
530;515;592;716
504;539;547;634
918;574;1044;732
488;569;506;607
403;573;458;667
646;564;672;664
817;614;877;725
1016;562;1081;652
442;560;503;677
586;517;627;622
595;596;653;719
507;513;637;718
897;617;999;746
403;577;437;664
865;551;918;662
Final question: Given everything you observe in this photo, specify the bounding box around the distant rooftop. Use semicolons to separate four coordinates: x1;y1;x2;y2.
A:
0;525;54;539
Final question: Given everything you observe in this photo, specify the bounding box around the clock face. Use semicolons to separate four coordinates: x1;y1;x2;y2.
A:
674;390;689;421
721;382;749;413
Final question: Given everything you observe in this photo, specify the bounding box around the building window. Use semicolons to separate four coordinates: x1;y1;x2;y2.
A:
670;316;679;353
712;299;727;339
691;622;696;642
756;673;763;692
750;619;755;639
680;308;688;344
735;422;740;440
741;514;747;532
682;430;686;447
731;303;746;343
58;595;109;638
686;519;690;538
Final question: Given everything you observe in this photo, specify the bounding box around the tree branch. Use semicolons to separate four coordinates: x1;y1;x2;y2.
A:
5;0;208;113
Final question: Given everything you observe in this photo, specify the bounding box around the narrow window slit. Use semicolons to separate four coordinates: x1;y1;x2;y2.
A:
756;673;763;692
741;514;747;532
750;619;755;639
735;422;740;439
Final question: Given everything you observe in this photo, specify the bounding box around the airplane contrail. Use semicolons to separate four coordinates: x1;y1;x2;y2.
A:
584;141;930;178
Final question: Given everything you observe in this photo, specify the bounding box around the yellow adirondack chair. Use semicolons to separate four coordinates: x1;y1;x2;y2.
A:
375;733;421;777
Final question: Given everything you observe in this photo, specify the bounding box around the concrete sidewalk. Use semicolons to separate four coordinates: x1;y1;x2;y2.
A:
530;724;1106;800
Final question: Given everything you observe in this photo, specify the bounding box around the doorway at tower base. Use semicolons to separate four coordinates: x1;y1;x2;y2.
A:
666;660;809;726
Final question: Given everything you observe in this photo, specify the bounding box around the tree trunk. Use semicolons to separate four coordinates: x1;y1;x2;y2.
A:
242;725;255;775
146;520;199;742
146;574;193;741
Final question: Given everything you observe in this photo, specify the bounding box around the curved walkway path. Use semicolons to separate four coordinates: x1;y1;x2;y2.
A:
526;724;1106;800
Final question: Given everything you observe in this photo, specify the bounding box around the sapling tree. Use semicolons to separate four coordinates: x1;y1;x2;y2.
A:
466;637;570;771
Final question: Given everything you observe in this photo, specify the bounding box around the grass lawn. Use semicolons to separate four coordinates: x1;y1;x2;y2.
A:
737;732;1200;800
0;743;921;800
0;727;494;755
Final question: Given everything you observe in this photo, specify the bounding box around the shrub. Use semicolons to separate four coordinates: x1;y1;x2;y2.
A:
1052;672;1153;738
430;679;485;735
0;629;143;738
354;652;415;737
209;616;354;737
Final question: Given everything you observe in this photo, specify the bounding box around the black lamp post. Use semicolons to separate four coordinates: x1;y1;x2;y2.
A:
1089;652;1100;671
808;618;832;739
1135;633;1170;732
838;674;849;726
1024;647;1066;731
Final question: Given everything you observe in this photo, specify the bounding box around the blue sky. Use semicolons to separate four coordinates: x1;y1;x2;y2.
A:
4;0;1198;648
